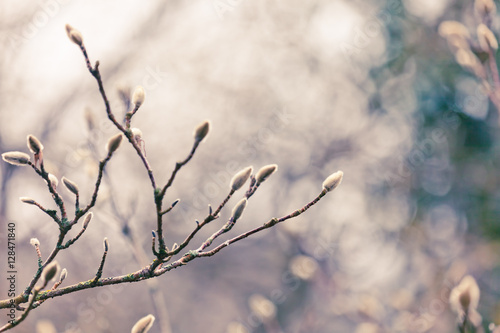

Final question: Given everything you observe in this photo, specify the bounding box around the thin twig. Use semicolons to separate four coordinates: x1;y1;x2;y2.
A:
125;104;140;129
78;43;157;190
211;190;235;218
19;231;67;304
166;189;234;257
458;308;468;333
160;199;180;216
154;140;201;255
196;218;235;252
75;193;80;214
59;223;90;249
33;271;67;308
28;162;66;222
30;201;60;224
160;140;200;199
33;244;42;268
245;176;258;198
152;231;158;256
77;153;112;219
92;240;109;285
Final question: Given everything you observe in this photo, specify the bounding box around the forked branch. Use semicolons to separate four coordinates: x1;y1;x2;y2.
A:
0;25;344;333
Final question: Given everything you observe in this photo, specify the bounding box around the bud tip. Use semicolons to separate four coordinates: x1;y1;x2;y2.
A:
322;170;344;192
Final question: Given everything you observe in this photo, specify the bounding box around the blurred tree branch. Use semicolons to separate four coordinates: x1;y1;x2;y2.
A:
0;24;343;332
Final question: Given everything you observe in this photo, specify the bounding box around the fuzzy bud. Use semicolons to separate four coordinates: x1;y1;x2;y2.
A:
2;152;30;166
132;128;143;140
355;323;379;333
27;135;44;154
42;261;60;283
83;212;93;229
36;320;57;333
231;198;247;222
84;108;96;132
438;21;470;39
475;0;496;17
132;86;145;108
59;268;68;282
193;120;210;143
227;322;249;333
455;49;479;67
131;314;155;333
450;275;480;316
103;237;109;252
455;48;486;78
438;20;471;53
48;174;59;188
445;35;470;53
255;164;278;183
477;24;498;51
248;294;276;322
106;133;123;154
62;177;79;195
20;197;37;205
289;255;319;280
230;166;253;191
322;171;344;191
30;238;40;247
65;24;83;46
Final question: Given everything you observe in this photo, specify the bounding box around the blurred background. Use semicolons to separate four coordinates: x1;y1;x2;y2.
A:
1;0;499;332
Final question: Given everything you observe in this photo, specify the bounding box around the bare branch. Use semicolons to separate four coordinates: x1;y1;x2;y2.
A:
0;26;342;333
160;140;201;199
